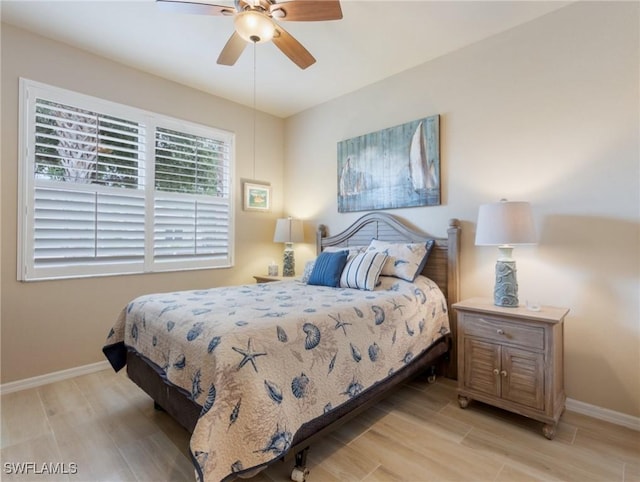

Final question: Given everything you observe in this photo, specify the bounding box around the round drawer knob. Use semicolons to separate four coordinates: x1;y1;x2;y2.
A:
493;369;499;375
501;370;508;377
497;329;505;335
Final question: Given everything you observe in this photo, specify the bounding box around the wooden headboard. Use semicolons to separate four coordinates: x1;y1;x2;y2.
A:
316;212;461;377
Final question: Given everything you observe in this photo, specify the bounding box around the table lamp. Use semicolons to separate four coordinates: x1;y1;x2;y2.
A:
273;217;304;276
475;199;536;307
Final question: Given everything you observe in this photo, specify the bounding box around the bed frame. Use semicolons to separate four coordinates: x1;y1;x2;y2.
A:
126;212;460;479
316;212;461;378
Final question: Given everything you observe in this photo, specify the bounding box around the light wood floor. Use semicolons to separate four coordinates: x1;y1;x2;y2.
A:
1;369;638;481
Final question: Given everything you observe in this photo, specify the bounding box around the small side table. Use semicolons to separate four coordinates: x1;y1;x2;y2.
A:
453;297;569;439
253;275;287;283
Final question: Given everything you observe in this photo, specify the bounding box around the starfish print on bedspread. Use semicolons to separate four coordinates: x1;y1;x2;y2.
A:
388;298;406;314
330;314;352;336
232;338;267;372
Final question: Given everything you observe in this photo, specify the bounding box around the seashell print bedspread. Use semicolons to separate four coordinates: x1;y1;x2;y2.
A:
103;275;450;481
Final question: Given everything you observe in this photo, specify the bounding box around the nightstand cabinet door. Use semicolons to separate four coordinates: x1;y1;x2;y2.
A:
463;338;500;397
463;340;545;411
501;346;545;410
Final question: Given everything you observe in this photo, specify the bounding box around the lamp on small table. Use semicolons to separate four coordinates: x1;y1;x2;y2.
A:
475;199;536;307
273;217;304;277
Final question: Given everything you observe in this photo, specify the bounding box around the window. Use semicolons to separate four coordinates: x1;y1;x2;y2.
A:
18;79;234;281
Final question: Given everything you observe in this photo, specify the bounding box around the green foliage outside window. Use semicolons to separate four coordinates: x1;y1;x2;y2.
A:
34;99;140;188
155;127;226;197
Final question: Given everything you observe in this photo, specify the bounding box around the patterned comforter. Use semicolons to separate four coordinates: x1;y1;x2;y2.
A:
103;275;450;481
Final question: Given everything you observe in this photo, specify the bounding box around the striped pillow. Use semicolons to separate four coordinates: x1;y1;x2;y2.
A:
340;251;388;291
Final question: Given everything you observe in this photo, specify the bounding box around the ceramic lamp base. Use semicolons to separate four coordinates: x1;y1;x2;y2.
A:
282;246;295;277
494;260;519;307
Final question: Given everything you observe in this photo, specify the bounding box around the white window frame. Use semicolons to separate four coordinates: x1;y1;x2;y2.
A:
18;78;235;281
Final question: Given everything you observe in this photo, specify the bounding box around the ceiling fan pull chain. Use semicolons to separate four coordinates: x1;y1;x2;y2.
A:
252;41;257;179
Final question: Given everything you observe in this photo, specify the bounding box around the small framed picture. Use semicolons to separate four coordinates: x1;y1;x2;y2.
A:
243;180;271;212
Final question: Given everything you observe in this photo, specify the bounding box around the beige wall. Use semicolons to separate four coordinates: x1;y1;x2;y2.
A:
0;24;286;382
284;2;640;417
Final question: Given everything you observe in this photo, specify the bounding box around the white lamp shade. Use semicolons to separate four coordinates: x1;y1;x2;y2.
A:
274;218;304;243
234;11;275;44
475;200;536;246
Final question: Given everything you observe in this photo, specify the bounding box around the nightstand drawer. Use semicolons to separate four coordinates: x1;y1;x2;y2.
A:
462;314;544;350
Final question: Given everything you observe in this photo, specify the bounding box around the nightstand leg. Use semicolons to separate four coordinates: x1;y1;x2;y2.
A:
542;423;557;440
458;395;470;409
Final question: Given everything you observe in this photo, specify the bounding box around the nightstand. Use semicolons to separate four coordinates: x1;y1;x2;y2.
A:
253;275;286;283
453;297;569;439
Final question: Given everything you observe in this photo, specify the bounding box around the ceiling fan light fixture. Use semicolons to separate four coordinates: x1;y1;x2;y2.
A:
234;10;275;44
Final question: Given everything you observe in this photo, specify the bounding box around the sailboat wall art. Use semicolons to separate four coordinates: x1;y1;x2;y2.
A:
337;115;440;213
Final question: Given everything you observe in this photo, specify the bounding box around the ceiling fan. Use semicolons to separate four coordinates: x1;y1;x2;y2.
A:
157;0;343;69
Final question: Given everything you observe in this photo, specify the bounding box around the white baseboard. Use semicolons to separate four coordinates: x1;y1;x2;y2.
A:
0;360;111;395
566;397;640;431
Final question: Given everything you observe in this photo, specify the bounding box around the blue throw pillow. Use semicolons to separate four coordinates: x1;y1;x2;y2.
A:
308;250;349;287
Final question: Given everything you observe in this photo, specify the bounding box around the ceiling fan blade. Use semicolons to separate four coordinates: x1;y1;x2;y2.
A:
156;0;236;16
217;32;247;66
270;1;342;22
272;24;315;69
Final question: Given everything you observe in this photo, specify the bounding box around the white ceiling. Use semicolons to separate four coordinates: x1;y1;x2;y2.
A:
1;0;571;118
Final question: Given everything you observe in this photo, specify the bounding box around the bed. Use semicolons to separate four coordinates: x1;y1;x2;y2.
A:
103;212;460;482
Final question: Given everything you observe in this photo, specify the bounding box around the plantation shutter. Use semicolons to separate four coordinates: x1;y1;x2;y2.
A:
31;98;145;275
20;79;234;281
154;128;231;264
33;188;145;267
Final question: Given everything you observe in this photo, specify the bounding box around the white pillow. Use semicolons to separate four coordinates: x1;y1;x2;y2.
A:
339;251;388;291
367;239;435;282
301;259;315;283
